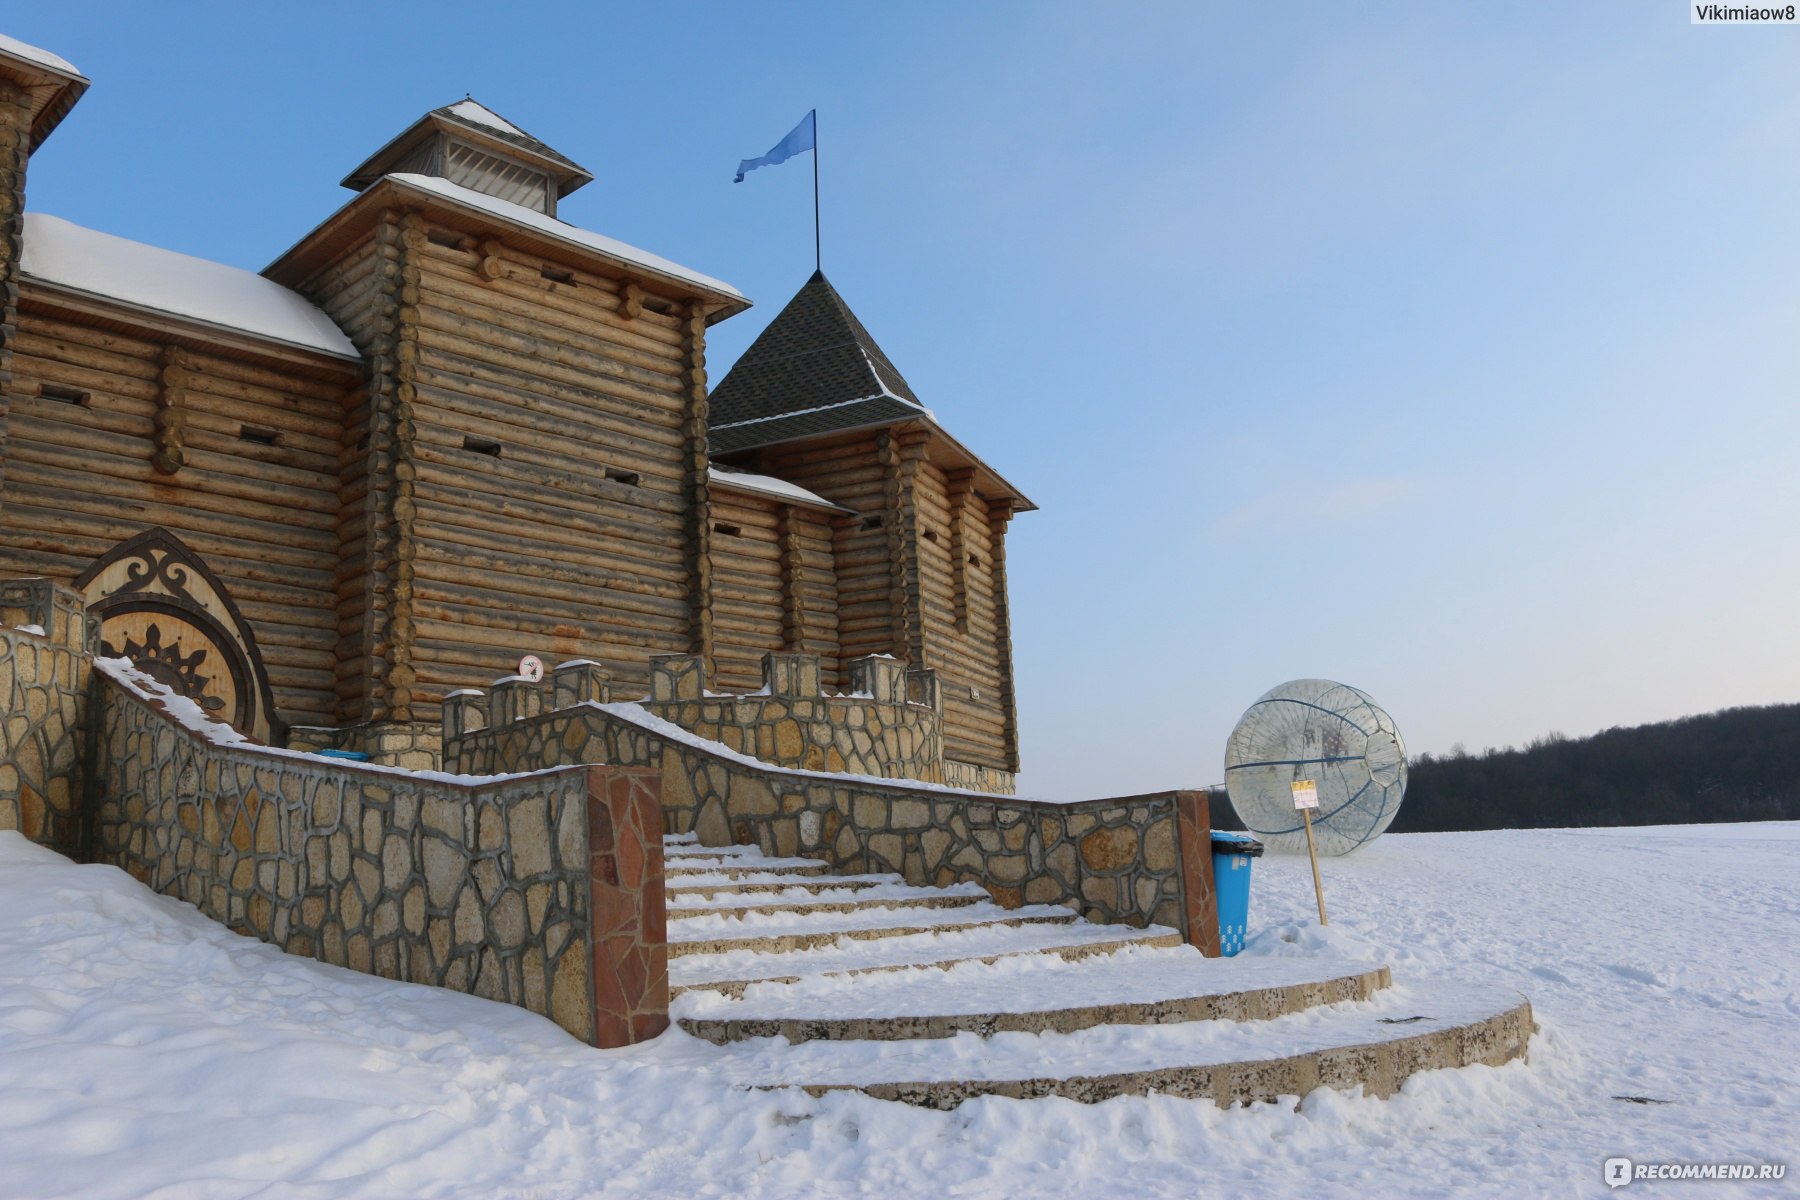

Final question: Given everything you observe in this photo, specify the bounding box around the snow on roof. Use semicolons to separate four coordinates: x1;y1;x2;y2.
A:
386;173;745;303
442;98;525;137
0;33;82;79
20;214;359;361
707;465;846;511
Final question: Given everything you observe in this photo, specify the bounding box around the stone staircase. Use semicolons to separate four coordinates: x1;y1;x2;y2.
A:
662;836;1534;1108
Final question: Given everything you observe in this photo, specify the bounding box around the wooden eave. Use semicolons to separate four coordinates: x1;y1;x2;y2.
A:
720;417;1035;513
339;110;593;197
264;175;751;325
0;48;89;153
911;417;1037;513
16;280;366;384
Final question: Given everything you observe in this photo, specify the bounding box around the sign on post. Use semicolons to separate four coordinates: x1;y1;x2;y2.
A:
517;654;545;683
1291;779;1328;925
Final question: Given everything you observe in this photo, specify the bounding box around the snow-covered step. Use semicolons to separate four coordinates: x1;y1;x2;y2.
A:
668;880;990;919
677;980;1533;1108
666;873;890;898
676;949;1389;1043
675;945;1392;1044
666;860;832;880
665;847;823;868
666;901;1080;957
671;921;1186;998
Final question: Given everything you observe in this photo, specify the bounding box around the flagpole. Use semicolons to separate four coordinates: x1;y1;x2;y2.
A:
811;109;821;273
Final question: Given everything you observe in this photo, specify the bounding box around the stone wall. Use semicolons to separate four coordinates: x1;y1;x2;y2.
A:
941;760;1018;796
285;720;443;771
642;652;944;783
445;692;1221;954
449;651;947;785
90;663;667;1047
0;579;94;854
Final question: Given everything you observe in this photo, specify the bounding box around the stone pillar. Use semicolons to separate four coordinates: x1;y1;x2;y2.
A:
553;660;612;709
441;690;488;742
0;577;87;650
584;764;667;1046
490;676;545;725
848;654;907;704
1173;789;1222;957
648;654;705;703
761;651;820;698
905;666;941;713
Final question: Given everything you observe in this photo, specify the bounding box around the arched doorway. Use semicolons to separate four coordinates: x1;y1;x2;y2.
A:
74;528;283;743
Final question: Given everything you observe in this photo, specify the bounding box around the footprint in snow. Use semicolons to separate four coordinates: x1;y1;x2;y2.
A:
1605;964;1663;986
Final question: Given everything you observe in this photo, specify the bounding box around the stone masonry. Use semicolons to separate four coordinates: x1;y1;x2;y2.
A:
444;656;1222;955
0;579;94;854
90;663;667;1047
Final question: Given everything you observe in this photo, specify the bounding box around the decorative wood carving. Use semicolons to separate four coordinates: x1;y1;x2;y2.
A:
75;527;283;742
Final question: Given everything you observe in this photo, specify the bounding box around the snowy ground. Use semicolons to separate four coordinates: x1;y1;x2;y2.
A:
0;824;1794;1199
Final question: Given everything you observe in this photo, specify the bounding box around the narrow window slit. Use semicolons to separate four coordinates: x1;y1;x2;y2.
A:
40;384;91;406
861;515;884;531
463;436;503;457
427;228;469;250
239;424;280;446
712;522;743;537
541;265;575;284
605;467;640;486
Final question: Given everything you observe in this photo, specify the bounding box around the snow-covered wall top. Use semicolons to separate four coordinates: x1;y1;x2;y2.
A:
20;213;360;360
385;173;746;303
707;466;845;512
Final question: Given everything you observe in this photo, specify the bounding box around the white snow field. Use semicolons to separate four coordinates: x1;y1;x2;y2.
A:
1;823;1794;1199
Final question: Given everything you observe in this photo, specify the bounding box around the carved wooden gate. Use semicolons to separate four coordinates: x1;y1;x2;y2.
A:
74;528;282;742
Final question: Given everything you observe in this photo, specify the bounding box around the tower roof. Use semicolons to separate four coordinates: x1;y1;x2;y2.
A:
708;271;929;454
340;98;593;215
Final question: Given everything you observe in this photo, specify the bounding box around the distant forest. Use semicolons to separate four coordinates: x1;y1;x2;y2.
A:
1209;702;1800;833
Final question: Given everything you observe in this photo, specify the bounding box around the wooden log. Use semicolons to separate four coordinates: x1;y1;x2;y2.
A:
413;303;685;395
416;253;689;357
408;461;689;551
410;342;685;446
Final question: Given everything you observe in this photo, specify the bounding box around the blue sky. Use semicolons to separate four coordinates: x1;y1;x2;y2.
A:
11;3;1796;800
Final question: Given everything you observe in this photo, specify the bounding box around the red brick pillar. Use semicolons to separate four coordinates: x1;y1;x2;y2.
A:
1173;789;1222;957
585;765;668;1047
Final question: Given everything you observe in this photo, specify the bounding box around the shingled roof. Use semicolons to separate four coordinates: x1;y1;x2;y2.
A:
707;271;929;454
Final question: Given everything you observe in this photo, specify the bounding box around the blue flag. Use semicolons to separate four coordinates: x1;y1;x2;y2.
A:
735;111;815;183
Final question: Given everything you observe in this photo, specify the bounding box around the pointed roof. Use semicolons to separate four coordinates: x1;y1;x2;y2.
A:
707;271;930;454
341;97;593;199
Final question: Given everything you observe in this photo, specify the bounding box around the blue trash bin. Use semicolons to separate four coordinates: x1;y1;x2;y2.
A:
1210;832;1264;956
314;748;371;762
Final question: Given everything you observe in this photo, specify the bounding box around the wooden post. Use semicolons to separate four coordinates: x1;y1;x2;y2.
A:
1301;806;1328;925
1292;779;1327;925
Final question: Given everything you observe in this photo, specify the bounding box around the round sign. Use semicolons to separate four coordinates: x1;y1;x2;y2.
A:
517;654;545;683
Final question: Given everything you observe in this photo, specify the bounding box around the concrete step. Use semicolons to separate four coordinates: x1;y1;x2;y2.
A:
668;881;990;920
655;838;1533;1109
666;902;1081;958
670;922;1187;999
677;980;1533;1109
666;861;831;880
666;875;889;898
674;946;1392;1044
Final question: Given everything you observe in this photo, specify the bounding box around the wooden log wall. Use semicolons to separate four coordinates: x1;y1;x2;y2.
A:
706;490;839;693
293;229;383;723
909;455;1017;771
751;432;897;686
0;298;361;729
0;78;28;515
397;223;704;710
